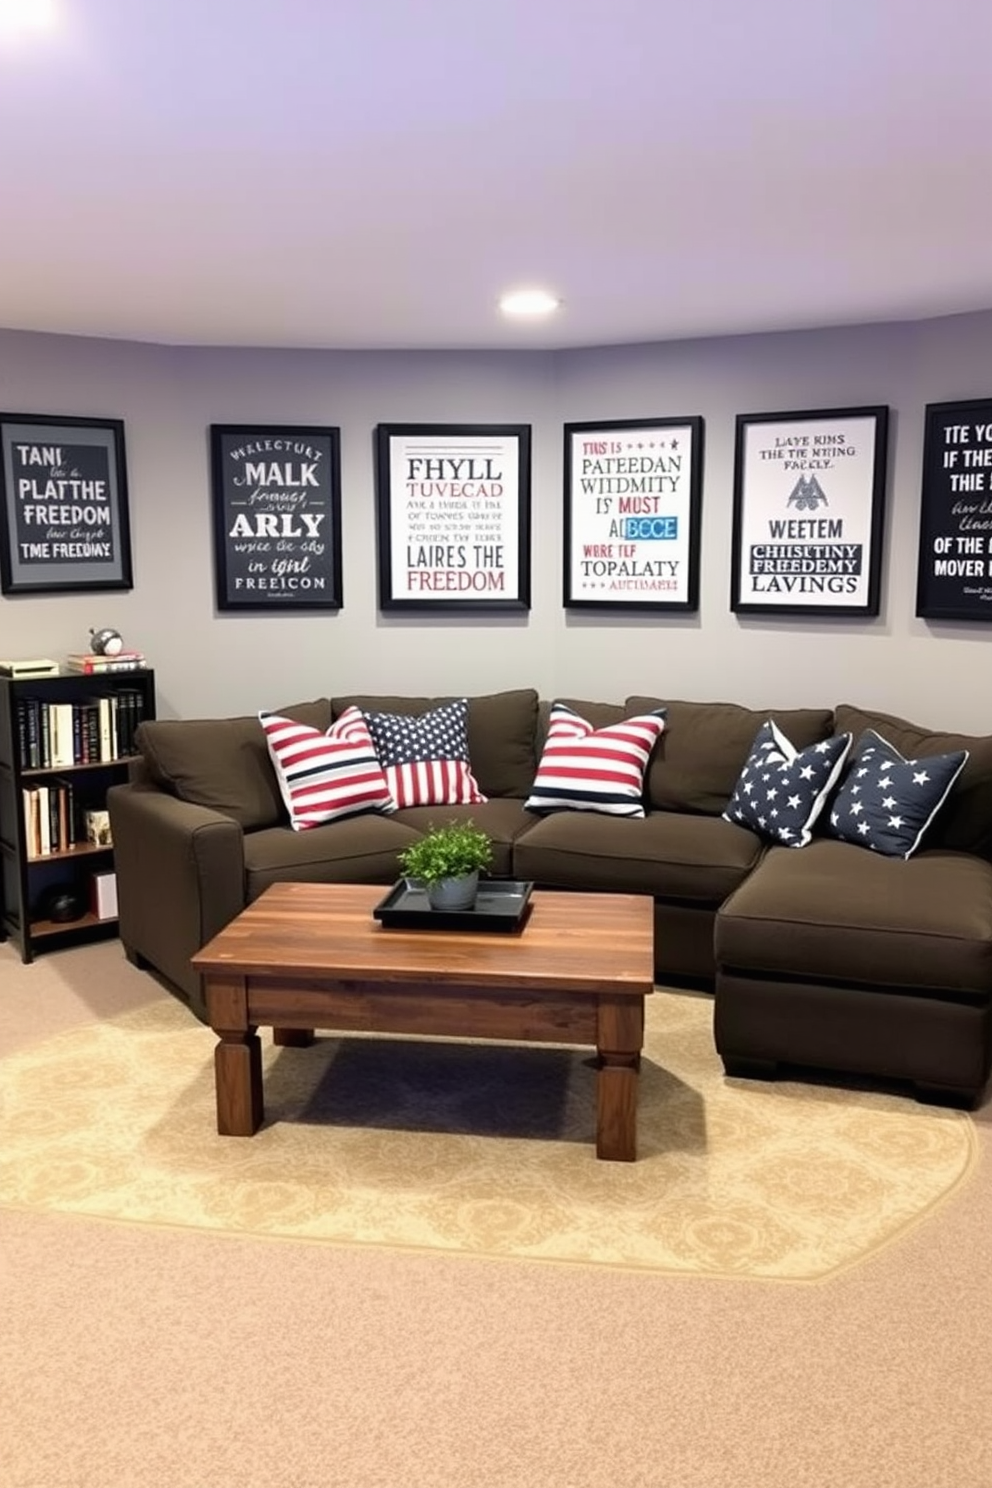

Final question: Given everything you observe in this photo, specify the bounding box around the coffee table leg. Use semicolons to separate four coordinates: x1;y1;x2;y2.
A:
273;1027;314;1047
596;997;645;1161
214;1028;264;1135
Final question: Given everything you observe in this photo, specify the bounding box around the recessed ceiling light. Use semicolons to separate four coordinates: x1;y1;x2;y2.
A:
499;288;562;319
0;0;58;38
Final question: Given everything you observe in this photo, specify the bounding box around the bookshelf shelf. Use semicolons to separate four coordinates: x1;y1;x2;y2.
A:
0;668;156;963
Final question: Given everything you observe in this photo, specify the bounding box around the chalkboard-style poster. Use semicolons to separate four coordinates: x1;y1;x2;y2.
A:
210;425;342;612
916;398;992;621
374;423;531;612
0;413;133;595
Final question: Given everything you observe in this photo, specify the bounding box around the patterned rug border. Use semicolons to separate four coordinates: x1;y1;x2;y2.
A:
0;993;978;1283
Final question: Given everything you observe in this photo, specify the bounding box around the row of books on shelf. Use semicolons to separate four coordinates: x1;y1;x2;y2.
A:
64;650;147;674
16;690;147;770
22;786;112;859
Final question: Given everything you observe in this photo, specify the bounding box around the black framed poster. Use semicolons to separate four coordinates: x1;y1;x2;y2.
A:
0;413;133;595
375;423;531;612
731;406;889;617
916;398;992;621
563;416;703;611
210;424;342;611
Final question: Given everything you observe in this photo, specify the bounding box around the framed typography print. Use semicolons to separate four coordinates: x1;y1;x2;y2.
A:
916;398;992;621
375;423;531;612
563;416;703;610
0;413;133;595
731;406;889;616
210;424;342;611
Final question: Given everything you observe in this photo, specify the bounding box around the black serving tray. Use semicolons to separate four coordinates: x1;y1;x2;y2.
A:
372;879;534;932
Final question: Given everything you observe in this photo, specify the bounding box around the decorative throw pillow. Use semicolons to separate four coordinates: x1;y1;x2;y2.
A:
823;729;969;859
723;720;851;847
362;699;487;810
525;703;667;817
259;706;395;830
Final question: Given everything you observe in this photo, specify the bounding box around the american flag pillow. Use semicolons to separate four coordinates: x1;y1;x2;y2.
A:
362;699;487;810
260;706;395;830
525;703;667;817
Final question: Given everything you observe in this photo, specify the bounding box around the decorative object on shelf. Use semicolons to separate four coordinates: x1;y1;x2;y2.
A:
0;412;133;595
84;808;113;847
563;415;704;612
730;405;889;617
915;397;992;622
40;885;87;924
210;424;343;612
374;422;531;613
396;819;494;911
0;658;59;678
89;627;123;655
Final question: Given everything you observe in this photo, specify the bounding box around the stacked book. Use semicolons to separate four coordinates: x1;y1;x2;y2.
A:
15;691;148;768
64;650;147;674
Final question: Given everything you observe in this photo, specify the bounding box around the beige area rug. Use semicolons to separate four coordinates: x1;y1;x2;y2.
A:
0;980;976;1281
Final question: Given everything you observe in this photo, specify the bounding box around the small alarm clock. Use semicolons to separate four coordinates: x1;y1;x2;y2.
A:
89;628;124;656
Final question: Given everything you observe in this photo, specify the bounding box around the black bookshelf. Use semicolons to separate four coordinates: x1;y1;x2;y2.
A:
0;668;156;962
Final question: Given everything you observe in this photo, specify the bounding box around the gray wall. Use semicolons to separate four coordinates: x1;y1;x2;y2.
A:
1;312;990;729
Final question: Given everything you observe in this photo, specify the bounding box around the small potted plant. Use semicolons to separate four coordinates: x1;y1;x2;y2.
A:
397;818;495;911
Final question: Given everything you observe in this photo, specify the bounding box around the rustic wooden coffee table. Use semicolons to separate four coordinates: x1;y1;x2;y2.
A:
191;881;654;1161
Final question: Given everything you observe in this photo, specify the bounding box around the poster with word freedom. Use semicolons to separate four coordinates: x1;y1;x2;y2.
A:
210;426;342;611
0;418;132;593
378;426;529;611
564;419;702;610
916;399;992;621
732;409;887;615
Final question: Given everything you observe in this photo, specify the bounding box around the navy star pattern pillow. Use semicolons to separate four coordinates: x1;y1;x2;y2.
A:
363;699;487;810
723;720;851;847
823;729;968;859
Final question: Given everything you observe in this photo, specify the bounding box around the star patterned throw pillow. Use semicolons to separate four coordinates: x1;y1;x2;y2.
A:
524;703;667;817
823;729;969;859
259;706;395;830
362;699;487;810
723;720;852;847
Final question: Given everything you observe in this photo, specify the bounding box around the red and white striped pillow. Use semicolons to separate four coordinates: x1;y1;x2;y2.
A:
260;706;395;830
525;703;667;817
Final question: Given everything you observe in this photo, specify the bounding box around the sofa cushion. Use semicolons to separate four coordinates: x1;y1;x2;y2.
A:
525;703;666;818
243;814;423;901
823;729;968;859
834;704;992;857
260;706;395;830
716;838;992;997
136;698;332;830
626;698;835;815
723;721;851;847
363;699;487;809
333;689;538;799
512;809;764;904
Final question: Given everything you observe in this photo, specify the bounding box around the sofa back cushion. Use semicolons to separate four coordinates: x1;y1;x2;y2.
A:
137;698;332;829
626;697;835;815
833;703;992;856
332;689;538;799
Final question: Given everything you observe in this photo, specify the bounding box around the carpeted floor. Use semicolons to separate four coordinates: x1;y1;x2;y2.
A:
0;941;975;1279
2;940;991;1488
